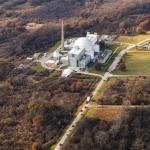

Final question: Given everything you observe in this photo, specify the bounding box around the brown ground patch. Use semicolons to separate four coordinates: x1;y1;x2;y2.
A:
87;107;122;122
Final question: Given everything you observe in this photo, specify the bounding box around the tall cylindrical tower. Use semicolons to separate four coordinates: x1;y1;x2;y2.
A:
61;20;64;50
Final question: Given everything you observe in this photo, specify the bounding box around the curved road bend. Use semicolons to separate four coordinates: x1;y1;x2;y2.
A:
54;37;150;150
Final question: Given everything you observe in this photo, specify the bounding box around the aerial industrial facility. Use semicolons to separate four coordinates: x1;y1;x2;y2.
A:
45;21;114;71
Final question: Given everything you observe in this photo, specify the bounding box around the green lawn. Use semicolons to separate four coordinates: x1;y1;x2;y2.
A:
49;71;61;77
49;41;61;52
31;62;45;72
50;144;56;150
116;31;150;44
105;43;120;51
89;44;127;74
114;52;150;75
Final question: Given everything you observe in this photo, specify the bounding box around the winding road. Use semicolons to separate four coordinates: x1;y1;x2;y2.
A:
108;37;150;72
53;37;150;150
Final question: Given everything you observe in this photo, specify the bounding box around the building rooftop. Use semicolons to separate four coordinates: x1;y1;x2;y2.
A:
74;37;94;52
62;68;73;77
86;32;99;44
69;47;84;55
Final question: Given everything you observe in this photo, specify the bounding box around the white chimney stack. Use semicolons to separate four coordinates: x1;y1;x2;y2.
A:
61;20;64;50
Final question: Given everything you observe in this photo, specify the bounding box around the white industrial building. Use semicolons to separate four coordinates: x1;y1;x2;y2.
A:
68;34;100;68
51;21;113;69
53;32;102;69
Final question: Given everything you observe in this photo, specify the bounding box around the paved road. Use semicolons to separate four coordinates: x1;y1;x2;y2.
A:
54;101;90;150
112;74;150;77
54;77;106;150
137;37;150;45
108;45;135;72
77;71;103;78
108;37;150;72
54;72;112;150
128;51;150;53
54;37;150;150
90;105;150;109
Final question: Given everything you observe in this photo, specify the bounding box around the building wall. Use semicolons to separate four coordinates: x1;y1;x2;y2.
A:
68;49;85;67
69;55;78;67
85;51;94;60
94;45;100;52
79;55;91;68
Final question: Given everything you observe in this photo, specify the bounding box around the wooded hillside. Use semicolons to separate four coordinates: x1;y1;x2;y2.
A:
0;0;150;58
0;62;97;150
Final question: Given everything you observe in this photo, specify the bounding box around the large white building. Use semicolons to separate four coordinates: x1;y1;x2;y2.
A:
68;33;100;68
52;32;101;69
52;24;113;69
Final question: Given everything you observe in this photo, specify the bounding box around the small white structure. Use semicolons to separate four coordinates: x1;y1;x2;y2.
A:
53;50;61;59
18;64;24;69
143;42;150;50
86;96;91;103
45;60;55;64
26;57;33;61
62;68;73;77
99;35;117;42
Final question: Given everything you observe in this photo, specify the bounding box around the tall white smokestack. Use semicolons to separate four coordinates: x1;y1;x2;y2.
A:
61;20;64;50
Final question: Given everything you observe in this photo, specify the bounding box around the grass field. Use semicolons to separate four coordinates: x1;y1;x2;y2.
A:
86;107;122;121
50;144;56;150
31;62;45;72
89;44;127;74
116;31;150;44
114;52;150;75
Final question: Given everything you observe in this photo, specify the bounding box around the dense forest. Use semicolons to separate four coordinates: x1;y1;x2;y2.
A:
62;78;150;150
63;108;150;150
0;62;97;150
98;77;150;105
0;1;150;150
0;0;150;58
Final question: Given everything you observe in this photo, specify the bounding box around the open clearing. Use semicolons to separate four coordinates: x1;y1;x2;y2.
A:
114;52;150;75
87;107;122;122
116;31;150;44
31;62;45;72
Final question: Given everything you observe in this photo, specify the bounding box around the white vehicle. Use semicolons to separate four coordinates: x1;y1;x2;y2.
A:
86;96;91;103
86;95;93;104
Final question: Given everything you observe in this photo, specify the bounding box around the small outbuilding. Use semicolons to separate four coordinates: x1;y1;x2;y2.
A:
61;68;73;77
